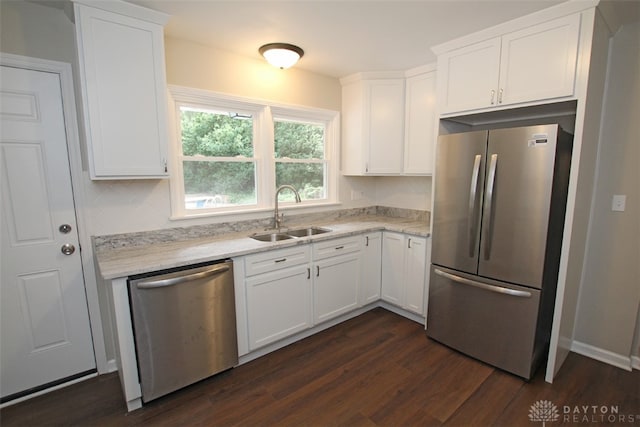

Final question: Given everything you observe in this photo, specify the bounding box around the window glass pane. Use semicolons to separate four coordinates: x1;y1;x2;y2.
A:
183;161;256;209
275;162;325;200
180;108;253;157
274;120;324;159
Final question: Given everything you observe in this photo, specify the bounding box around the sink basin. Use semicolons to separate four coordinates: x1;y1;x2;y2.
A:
285;227;332;237
250;232;295;242
250;227;332;241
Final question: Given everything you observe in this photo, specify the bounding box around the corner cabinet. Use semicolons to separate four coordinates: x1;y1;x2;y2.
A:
381;232;428;315
73;0;170;179
437;14;580;115
360;232;382;305
341;73;405;175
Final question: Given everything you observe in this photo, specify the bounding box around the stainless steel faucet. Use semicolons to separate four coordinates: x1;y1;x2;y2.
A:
274;185;301;229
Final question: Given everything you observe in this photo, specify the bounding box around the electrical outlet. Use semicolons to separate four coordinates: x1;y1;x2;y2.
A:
612;194;626;212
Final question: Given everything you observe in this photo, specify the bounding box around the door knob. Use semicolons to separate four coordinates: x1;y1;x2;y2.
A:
61;243;76;255
59;224;72;234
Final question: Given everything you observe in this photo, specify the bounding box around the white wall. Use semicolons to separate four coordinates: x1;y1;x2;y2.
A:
573;21;640;360
375;176;432;211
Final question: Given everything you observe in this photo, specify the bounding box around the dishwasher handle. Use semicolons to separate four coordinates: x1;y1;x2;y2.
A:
136;264;231;289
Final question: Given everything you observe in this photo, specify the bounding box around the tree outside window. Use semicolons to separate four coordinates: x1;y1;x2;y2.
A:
274;118;327;202
179;107;256;209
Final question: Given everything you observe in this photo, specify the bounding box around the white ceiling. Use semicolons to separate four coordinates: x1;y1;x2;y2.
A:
126;0;568;78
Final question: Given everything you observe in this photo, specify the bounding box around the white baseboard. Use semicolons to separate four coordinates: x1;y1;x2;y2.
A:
632;355;640;370
106;359;118;373
571;340;632;371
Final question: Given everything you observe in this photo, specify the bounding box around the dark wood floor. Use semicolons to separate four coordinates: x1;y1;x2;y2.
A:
2;308;639;426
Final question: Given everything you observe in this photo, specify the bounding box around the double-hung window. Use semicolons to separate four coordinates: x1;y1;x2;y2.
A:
273;115;327;201
168;86;339;219
179;106;257;210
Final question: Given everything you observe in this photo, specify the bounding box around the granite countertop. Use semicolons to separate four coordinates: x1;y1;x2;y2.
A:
94;208;430;280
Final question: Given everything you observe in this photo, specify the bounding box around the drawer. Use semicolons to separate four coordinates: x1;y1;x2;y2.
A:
313;235;361;261
244;245;311;276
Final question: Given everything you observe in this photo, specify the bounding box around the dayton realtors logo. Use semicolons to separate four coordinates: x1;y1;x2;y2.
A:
529;400;640;425
529;400;560;426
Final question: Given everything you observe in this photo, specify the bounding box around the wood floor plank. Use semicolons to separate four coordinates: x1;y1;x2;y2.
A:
1;308;638;427
443;369;525;426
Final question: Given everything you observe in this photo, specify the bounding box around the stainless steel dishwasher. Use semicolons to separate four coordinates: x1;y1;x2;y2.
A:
128;260;238;403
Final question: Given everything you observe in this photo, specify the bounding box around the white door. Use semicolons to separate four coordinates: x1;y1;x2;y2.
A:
360;233;382;305
437;38;501;114
314;253;360;323
1;65;95;401
381;232;405;306
404;236;427;315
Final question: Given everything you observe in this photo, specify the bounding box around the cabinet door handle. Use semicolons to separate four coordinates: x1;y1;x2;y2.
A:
307;267;311;279
163;159;168;173
365;236;369;247
490;89;495;105
274;258;287;263
316;265;320;277
498;88;503;104
408;238;412;249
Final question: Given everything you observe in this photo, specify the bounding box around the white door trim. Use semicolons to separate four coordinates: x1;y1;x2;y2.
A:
0;52;108;374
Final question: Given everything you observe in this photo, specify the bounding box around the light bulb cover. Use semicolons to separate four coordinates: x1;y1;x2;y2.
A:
259;43;304;69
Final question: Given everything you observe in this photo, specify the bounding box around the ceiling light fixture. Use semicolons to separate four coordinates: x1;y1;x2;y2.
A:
259;43;304;69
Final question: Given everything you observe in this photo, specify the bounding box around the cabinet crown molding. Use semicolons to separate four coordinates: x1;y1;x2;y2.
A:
431;0;598;55
405;63;436;78
71;0;169;25
340;71;405;86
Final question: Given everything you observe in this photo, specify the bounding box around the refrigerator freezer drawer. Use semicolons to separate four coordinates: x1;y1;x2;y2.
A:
426;265;541;379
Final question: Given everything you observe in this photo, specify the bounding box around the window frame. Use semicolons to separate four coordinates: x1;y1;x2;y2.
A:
167;85;340;220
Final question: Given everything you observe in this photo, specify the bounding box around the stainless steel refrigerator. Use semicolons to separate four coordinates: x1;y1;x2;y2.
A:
426;124;572;379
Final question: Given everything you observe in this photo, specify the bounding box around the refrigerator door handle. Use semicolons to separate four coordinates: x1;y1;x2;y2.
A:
468;154;482;258
483;154;498;260
434;268;532;298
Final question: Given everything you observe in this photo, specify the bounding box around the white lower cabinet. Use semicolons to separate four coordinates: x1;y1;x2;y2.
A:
239;231;425;354
246;264;313;350
381;232;428;315
243;246;312;351
360;232;382;305
313;236;362;323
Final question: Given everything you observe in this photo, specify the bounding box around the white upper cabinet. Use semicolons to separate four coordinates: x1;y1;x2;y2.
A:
341;73;405;175
438;38;502;114
404;66;437;175
498;15;580;105
73;1;170;179
437;14;581;115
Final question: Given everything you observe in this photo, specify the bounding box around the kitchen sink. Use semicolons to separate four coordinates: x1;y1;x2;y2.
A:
250;227;332;242
285;227;332;237
250;232;295;242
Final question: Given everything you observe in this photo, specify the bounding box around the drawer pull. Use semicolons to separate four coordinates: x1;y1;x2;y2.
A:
335;246;344;250
274;258;287;263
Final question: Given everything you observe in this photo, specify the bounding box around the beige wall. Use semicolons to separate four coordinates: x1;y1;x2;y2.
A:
165;37;341;111
0;0;76;63
573;21;640;359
